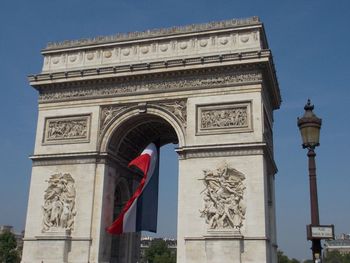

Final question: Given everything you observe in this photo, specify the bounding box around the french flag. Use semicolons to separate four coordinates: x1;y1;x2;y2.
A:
107;143;159;234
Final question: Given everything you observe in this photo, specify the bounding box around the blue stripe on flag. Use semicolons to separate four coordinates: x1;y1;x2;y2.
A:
136;149;160;232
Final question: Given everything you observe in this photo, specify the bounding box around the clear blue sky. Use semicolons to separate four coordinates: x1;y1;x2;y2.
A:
1;0;349;261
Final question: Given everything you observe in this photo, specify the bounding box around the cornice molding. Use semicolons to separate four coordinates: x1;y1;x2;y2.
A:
30;151;101;159
44;17;261;51
30;151;130;168
184;236;270;241
176;142;266;159
175;142;278;174
29;49;280;109
29;50;270;84
35;21;267;75
24;236;92;241
30;151;105;166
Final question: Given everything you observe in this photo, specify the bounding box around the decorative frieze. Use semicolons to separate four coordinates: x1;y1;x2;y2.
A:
42;173;76;232
43;115;91;144
38;70;262;103
200;162;246;231
197;102;252;135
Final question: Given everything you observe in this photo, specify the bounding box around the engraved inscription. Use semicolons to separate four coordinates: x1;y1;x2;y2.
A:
42;173;76;232
200;162;246;231
44;115;90;144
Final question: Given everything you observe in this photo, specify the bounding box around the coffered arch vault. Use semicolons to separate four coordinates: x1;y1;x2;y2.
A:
99;105;186;157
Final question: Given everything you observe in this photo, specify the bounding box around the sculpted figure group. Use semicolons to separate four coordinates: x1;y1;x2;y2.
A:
200;162;246;230
42;173;76;232
47;120;87;140
201;107;248;129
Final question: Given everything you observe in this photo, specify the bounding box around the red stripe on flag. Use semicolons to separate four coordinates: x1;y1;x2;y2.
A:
128;154;151;175
106;154;151;234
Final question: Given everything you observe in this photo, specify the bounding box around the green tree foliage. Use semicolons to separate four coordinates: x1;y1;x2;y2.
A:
277;250;300;263
0;230;20;263
145;239;176;263
324;251;350;263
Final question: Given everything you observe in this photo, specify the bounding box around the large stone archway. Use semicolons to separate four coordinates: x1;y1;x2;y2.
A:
96;110;182;263
22;17;281;263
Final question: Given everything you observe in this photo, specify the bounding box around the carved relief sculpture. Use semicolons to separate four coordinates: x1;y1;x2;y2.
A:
160;100;187;126
201;107;248;129
197;102;252;135
43;115;90;144
42;173;76;232
100;106;127;132
200;162;246;231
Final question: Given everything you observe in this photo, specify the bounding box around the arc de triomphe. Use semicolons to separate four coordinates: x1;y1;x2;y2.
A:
22;17;281;263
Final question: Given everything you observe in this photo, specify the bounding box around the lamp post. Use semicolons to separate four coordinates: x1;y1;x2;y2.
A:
297;99;322;262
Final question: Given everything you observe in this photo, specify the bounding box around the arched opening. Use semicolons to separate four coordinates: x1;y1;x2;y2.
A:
104;112;180;263
110;178;133;263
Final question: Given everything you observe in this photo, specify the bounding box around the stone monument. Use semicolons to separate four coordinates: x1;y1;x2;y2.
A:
22;16;281;263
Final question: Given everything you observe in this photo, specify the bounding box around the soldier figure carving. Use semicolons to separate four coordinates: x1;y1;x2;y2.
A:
42;173;76;232
200;162;246;230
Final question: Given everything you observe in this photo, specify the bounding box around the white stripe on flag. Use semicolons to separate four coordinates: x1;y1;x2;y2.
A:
123;196;138;232
144;144;157;186
122;143;158;233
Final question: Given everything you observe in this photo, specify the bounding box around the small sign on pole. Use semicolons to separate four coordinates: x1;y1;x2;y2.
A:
307;225;334;240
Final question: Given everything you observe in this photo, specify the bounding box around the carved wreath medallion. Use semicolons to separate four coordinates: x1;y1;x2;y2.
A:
42;173;76;232
200;162;246;231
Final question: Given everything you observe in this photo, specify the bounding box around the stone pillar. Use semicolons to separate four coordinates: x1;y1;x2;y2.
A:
177;152;272;263
34;231;71;263
22;163;97;263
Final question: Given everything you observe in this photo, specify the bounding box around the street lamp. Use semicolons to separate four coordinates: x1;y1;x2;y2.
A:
297;99;322;262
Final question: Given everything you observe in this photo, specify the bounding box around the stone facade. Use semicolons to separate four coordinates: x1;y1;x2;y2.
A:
324;234;350;256
23;17;281;263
